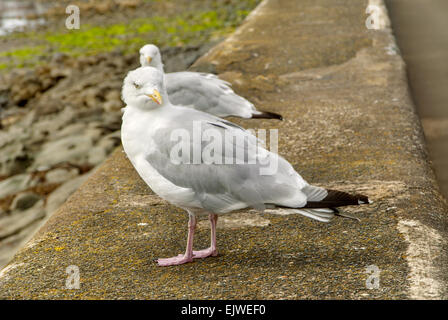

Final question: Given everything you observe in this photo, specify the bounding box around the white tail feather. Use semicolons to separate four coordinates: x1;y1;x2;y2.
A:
288;208;334;223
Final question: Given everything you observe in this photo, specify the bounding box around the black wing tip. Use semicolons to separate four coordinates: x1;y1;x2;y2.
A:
358;194;371;204
252;111;283;121
305;189;371;208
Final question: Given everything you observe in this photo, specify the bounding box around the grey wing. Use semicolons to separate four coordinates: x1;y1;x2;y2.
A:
146;115;310;213
165;72;258;118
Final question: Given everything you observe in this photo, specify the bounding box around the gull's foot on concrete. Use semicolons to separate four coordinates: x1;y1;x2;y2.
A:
157;254;193;266
193;247;218;259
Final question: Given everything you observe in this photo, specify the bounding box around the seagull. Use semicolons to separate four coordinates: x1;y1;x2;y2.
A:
139;44;283;120
121;67;370;266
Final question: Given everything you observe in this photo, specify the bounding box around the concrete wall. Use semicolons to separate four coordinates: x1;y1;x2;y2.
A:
0;0;447;299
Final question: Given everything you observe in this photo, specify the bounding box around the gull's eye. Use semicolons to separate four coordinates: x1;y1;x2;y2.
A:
134;82;142;89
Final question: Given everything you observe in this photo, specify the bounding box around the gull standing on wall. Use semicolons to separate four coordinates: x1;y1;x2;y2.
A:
139;44;283;120
121;67;370;266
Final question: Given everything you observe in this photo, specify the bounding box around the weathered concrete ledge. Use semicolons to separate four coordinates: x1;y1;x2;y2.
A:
1;0;447;299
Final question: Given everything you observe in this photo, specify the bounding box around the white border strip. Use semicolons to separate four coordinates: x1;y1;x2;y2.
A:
397;220;443;299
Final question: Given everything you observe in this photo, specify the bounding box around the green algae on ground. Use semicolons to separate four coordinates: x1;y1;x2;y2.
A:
44;11;230;55
0;46;46;69
45;8;254;54
0;0;261;70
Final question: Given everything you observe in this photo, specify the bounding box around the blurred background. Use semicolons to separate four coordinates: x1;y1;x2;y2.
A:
385;0;448;199
0;0;261;269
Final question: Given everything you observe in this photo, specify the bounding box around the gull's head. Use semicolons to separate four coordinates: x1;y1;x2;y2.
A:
139;44;163;69
122;66;166;109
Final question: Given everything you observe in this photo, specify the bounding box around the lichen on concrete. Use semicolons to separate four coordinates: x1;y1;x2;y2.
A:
0;0;447;299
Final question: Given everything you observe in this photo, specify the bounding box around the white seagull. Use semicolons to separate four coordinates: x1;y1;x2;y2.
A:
139;44;283;120
121;67;370;266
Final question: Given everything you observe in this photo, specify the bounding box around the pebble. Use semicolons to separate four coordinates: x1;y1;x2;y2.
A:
10;192;41;211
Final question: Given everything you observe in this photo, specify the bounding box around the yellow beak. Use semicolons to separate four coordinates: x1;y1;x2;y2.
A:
148;89;162;105
147;56;152;64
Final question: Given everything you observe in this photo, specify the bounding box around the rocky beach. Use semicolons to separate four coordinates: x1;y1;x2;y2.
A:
0;0;261;269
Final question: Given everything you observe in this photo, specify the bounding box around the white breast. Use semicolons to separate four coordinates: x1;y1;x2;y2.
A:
121;108;199;208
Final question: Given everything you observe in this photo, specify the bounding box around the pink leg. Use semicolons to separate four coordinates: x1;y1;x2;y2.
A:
157;214;196;266
193;213;218;259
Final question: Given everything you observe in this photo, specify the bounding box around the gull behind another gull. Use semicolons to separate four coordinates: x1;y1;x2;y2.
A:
139;44;283;120
120;67;370;266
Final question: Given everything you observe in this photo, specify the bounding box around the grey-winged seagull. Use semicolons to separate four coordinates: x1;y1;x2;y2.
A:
121;67;370;266
139;44;283;120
